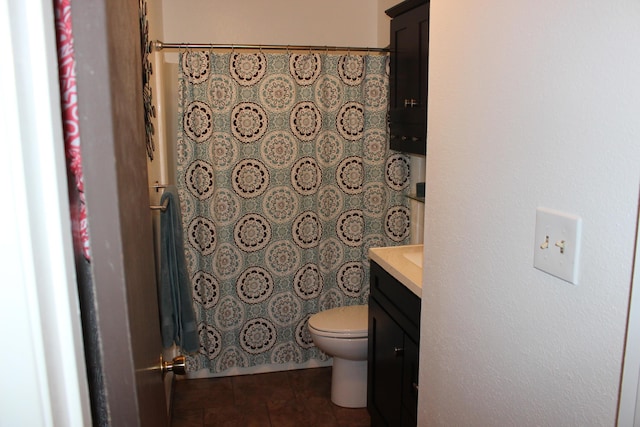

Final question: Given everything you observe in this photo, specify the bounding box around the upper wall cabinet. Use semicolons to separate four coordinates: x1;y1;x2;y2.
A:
387;0;429;155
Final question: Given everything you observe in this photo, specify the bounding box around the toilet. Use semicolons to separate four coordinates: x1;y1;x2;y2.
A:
308;304;369;408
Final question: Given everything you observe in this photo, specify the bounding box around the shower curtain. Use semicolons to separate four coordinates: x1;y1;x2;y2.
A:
176;49;410;374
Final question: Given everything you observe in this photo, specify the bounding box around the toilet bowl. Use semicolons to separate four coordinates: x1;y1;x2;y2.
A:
308;304;368;408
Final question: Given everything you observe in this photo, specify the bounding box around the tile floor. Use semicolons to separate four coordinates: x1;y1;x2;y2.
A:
171;367;371;427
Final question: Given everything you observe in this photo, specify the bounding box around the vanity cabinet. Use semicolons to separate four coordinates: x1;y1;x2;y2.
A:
386;0;429;155
368;261;421;427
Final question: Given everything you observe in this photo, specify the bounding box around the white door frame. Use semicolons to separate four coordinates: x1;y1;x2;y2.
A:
618;191;640;426
0;0;91;425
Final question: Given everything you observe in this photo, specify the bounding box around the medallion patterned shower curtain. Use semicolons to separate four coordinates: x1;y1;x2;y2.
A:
176;50;410;374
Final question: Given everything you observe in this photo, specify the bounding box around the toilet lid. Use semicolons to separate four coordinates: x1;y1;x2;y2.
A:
308;305;368;338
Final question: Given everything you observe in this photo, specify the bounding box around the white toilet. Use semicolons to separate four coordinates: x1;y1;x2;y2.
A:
308;304;369;408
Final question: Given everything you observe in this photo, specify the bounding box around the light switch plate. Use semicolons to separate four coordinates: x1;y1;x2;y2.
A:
533;207;582;284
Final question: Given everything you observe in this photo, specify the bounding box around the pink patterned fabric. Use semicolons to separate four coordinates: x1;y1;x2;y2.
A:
55;0;91;261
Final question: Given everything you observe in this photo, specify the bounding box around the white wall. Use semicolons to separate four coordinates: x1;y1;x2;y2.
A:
421;0;640;425
146;0;166;189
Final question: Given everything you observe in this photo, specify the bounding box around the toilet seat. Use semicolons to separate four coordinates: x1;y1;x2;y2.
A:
308;305;368;338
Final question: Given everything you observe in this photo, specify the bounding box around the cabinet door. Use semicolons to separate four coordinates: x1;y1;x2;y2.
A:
389;1;429;155
389;3;428;112
368;297;404;426
401;335;419;427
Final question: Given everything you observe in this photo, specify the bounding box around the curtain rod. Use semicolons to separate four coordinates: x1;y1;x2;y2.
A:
153;40;389;53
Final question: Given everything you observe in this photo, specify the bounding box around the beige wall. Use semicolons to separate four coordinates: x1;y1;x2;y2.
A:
377;0;398;47
161;0;381;47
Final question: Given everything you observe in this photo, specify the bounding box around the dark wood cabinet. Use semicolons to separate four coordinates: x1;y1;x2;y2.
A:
368;261;421;427
387;0;429;155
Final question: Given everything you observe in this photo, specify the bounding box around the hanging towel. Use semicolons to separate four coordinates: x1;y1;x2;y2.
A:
159;186;199;353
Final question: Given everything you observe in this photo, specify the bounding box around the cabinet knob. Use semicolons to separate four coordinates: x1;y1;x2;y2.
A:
411;136;420;142
394;347;404;356
401;136;407;141
412;382;419;392
390;134;397;140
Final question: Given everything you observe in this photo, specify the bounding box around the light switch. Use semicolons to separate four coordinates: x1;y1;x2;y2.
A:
533;207;582;284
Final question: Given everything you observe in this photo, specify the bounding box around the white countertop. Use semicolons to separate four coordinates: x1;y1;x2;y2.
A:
368;244;423;298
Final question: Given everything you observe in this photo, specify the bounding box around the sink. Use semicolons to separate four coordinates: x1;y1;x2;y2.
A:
403;250;423;268
368;244;423;297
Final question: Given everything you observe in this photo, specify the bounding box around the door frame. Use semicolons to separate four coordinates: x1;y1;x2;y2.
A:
0;0;91;425
1;0;168;425
617;190;640;426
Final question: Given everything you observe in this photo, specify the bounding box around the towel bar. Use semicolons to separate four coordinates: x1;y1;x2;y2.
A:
152;181;168;192
150;198;169;212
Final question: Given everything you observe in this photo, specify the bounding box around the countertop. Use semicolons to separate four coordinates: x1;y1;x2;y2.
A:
368;244;423;297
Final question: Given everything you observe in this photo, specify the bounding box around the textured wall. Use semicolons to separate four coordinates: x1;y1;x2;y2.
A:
421;0;640;425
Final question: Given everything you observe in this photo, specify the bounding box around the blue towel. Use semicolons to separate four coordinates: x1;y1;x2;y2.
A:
159;186;199;353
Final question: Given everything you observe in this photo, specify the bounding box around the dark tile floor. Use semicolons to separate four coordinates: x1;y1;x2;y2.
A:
171;367;371;427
